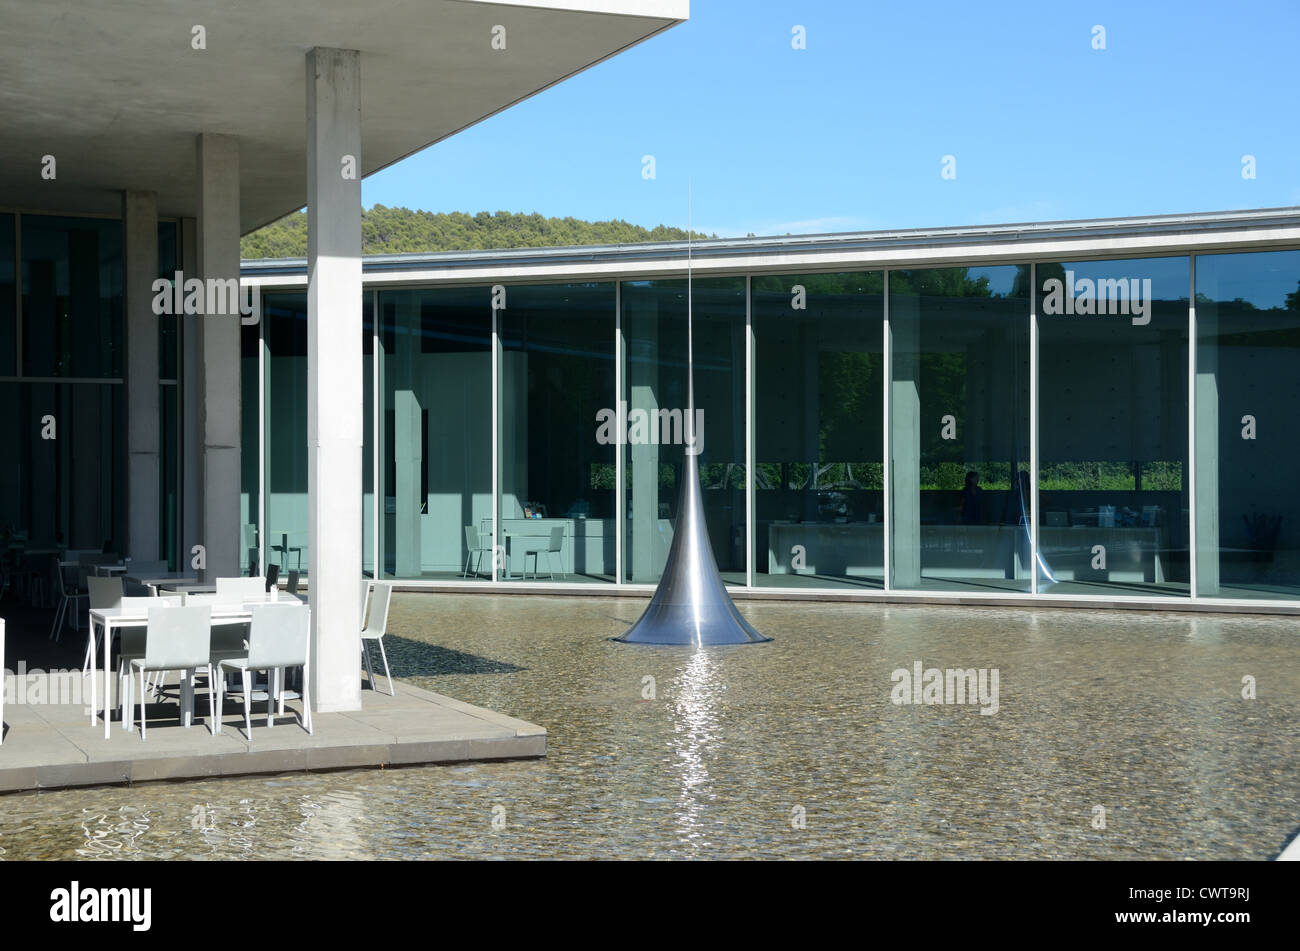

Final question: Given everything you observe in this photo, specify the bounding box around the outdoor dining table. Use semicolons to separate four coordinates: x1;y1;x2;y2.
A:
125;572;199;594
93;564;129;576
87;603;278;739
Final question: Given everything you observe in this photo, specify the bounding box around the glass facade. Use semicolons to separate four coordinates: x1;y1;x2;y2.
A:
1194;250;1300;599
499;283;615;583
378;286;491;581
622;278;746;585
7;206;1298;609
753;272;884;588
1037;256;1190;596
889;266;1031;592
0;213;169;558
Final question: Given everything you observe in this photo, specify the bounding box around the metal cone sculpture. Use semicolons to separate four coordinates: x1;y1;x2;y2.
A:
616;188;769;645
615;445;770;644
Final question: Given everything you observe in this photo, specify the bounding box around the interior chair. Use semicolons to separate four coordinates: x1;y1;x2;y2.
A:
129;605;214;740
360;582;394;695
271;531;304;572
463;526;491;577
48;560;89;641
264;564;280;593
287;570;301;596
82;576;123;672
521;527;565;580
544;526;566;579
216;603;312;739
242;523;258;576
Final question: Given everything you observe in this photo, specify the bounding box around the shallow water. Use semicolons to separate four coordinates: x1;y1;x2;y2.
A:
1;595;1297;859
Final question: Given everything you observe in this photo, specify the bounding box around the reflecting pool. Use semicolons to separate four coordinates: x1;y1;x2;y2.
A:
1;595;1296;859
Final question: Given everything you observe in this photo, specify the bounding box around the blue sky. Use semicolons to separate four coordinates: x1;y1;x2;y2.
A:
362;0;1300;238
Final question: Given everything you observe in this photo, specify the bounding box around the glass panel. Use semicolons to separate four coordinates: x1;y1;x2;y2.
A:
263;292;309;578
498;282;615;582
240;314;262;575
0;213;14;375
379;286;491;580
0;381;123;553
21;215;123;378
1195;249;1300;599
158;221;179;380
621;277;746;585
753;272;884;588
889;266;1031;592
160;383;178;569
1037;256;1189;596
363;294;375;579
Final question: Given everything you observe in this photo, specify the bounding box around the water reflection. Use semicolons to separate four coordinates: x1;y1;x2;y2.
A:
671;648;722;850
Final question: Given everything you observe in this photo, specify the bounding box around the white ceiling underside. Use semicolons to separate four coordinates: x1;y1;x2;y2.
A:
0;0;685;232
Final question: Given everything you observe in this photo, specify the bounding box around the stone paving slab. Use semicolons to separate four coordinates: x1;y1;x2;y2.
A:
0;674;545;793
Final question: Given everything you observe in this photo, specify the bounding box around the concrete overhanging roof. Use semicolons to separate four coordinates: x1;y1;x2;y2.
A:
0;0;687;233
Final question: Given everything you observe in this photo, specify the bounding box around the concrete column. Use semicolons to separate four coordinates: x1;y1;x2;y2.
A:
307;47;363;712
123;190;160;561
393;294;422;576
196;134;242;581
1195;306;1221;595
802;325;819;522
890;293;921;587
627;298;659;582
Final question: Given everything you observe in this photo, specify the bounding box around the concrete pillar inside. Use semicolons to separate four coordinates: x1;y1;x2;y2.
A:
392;294;422;576
1195;305;1221;595
801;324;819;521
123;189;160;562
890;294;922;587
307;47;363;712
627;298;660;582
195;134;242;581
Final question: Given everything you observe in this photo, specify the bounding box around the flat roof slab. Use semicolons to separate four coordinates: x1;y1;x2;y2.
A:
0;0;685;230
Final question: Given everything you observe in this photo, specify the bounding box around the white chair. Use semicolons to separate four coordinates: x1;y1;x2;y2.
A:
177;590;264;696
521;526;565;580
117;595;181;727
82;576;123;672
216;603;312;739
361;582;394;695
1;617;5;745
463;526;491;577
49;561;88;641
129;605;215;740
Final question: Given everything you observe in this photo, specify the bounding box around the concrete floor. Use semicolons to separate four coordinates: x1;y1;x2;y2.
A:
0;599;545;793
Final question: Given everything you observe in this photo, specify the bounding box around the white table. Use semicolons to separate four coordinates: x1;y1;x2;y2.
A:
88;604;273;738
125;572;198;594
